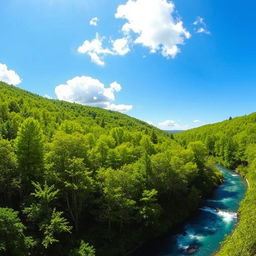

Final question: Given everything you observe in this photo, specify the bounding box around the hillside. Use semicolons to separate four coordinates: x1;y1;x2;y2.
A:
177;114;256;256
0;82;222;256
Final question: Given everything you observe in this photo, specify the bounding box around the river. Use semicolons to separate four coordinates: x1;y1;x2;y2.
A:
133;165;246;256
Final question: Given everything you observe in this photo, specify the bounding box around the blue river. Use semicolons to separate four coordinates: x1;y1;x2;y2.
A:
134;165;246;256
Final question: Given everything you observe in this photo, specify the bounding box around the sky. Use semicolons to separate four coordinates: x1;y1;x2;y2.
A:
1;0;256;130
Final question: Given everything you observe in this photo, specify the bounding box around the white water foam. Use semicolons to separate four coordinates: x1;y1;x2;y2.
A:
200;207;237;223
177;230;204;250
218;210;237;222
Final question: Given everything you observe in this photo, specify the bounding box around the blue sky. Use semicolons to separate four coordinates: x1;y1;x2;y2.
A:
1;0;256;130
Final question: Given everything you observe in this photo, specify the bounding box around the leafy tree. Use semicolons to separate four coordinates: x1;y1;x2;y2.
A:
150;131;158;144
0;139;19;205
23;182;71;251
188;141;207;169
0;103;9;122
139;189;161;227
62;158;94;231
140;136;155;155
0;207;33;256
71;241;95;256
15;118;44;189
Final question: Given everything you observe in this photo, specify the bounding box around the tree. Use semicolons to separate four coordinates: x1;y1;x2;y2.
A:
188;141;207;169
98;168;137;234
71;241;95;256
62;158;94;231
23;182;71;252
15;118;44;189
0;207;33;256
110;127;124;146
150;131;158;144
46;131;88;174
0;103;9;122
139;189;161;227
0;139;19;206
140;136;155;155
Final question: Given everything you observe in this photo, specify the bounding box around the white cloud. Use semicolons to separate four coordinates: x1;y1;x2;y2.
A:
89;17;99;26
196;27;210;35
115;0;190;58
77;34;131;66
112;37;130;55
106;104;132;112
193;120;202;123
44;94;52;99
55;76;132;113
193;17;204;26
0;63;21;86
158;119;189;130
146;121;154;125
77;33;113;66
158;120;176;128
193;16;210;35
110;81;122;92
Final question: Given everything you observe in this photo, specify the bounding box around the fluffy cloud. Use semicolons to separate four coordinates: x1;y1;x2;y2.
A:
55;76;132;112
115;0;190;58
193;16;210;35
89;17;99;26
78;33;130;66
112;38;130;55
77;33;113;66
0;63;21;86
78;0;191;65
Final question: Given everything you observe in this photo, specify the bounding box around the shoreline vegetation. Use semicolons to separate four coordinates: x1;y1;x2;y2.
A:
132;164;245;256
177;114;256;256
0;82;222;256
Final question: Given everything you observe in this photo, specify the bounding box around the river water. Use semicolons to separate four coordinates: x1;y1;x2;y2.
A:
134;165;246;256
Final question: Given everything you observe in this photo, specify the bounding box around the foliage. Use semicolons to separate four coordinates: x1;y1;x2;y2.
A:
71;241;95;256
0;207;34;256
0;82;221;255
177;112;256;256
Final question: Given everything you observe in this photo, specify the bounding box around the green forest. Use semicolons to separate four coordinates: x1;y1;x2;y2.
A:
177;114;256;256
0;82;222;256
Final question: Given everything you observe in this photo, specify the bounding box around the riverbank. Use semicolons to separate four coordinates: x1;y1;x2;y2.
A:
132;166;246;256
215;168;256;256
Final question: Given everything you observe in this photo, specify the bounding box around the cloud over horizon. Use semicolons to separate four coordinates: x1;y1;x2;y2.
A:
55;76;132;112
158;119;190;130
0;63;22;86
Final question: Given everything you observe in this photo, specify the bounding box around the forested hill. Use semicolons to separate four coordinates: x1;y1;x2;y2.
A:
0;82;221;256
177;114;256;256
0;81;163;138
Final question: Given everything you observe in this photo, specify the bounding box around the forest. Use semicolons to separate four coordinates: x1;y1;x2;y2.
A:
177;114;256;256
0;82;222;256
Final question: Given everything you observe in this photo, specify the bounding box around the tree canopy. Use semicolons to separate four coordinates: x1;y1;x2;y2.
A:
0;82;221;255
